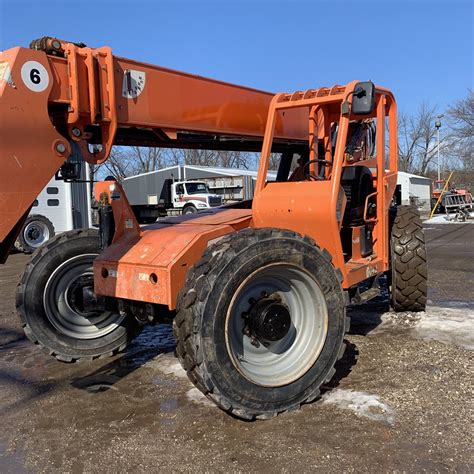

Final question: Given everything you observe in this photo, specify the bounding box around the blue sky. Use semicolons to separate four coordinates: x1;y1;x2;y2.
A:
0;0;472;115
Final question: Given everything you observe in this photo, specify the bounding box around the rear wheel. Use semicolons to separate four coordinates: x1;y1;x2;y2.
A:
390;205;428;312
15;214;55;253
174;228;348;420
16;229;142;362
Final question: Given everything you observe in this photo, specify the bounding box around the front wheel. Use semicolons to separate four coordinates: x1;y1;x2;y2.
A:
182;204;197;215
16;229;142;362
174;228;348;420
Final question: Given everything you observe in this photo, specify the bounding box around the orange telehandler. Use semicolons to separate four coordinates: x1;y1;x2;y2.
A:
0;38;427;419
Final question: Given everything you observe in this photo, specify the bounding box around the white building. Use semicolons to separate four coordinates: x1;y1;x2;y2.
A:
397;171;432;210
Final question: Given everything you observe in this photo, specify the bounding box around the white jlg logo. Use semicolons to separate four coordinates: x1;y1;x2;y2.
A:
21;61;49;92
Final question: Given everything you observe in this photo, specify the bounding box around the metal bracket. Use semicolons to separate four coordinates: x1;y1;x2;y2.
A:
64;44;117;165
351;275;381;304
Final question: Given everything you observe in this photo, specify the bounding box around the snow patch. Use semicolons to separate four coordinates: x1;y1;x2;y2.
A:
377;306;474;350
321;389;395;425
152;355;187;378
424;212;474;224
414;306;474;350
185;388;216;408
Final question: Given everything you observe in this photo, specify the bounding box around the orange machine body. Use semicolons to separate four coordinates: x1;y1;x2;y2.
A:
92;83;398;309
1;39;398;309
93;181;252;308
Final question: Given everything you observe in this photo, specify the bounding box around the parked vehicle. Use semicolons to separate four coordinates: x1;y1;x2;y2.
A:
123;168;222;223
431;178;473;215
15;157;91;253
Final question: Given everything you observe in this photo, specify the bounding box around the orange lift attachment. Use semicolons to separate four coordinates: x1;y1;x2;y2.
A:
3;38;427;420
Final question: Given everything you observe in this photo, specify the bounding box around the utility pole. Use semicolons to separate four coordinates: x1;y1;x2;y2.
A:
435;114;444;181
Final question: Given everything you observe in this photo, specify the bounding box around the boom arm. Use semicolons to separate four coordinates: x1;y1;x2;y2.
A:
0;38;307;260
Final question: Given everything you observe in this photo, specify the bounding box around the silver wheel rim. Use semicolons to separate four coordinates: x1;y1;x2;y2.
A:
24;221;50;248
225;263;328;387
43;254;125;339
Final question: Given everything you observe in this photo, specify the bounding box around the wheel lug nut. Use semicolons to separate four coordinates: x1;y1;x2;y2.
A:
250;338;260;348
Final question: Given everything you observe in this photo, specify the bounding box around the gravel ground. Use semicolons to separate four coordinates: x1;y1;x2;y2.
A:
0;223;472;473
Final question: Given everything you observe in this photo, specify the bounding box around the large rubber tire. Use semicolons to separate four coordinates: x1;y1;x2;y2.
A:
174;228;348;420
390;205;428;312
16;229;142;362
15;214;55;254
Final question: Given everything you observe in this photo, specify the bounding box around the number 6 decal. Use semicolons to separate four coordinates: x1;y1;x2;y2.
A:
21;61;49;92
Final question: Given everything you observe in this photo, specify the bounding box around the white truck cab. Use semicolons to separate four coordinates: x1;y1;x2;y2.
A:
172;181;222;214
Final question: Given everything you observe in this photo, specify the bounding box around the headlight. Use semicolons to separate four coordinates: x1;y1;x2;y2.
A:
197;202;207;208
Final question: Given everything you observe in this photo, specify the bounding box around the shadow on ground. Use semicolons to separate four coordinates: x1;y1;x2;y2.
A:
71;304;388;398
71;324;176;393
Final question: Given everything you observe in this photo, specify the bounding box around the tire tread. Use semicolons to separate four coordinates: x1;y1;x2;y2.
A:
173;228;347;420
390;205;428;312
16;228;142;363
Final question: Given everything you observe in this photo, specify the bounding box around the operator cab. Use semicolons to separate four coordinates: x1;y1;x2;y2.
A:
269;118;377;261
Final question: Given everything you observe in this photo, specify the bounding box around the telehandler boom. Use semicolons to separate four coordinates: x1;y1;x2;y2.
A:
0;37;307;258
2;38;427;420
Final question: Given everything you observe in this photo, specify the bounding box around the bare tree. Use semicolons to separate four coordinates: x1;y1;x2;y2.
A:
100;146;168;181
217;150;248;169
415;103;442;174
182;149;217;166
397;102;449;175
448;90;474;140
95;146;261;181
397;111;420;172
101;147;132;181
168;148;260;170
446;90;474;187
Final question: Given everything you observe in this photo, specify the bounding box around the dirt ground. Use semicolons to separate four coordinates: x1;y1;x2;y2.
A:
0;223;472;473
